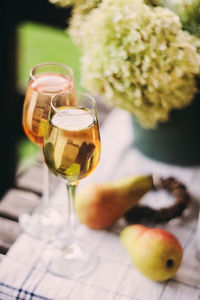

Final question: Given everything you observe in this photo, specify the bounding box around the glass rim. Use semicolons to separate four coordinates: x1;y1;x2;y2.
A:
51;91;97;114
30;62;74;81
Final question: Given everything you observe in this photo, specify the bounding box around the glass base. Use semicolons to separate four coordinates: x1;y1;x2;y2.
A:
19;207;64;241
41;240;98;278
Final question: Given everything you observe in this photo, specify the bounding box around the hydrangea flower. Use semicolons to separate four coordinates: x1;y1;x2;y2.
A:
77;0;200;128
50;0;200;128
152;0;200;37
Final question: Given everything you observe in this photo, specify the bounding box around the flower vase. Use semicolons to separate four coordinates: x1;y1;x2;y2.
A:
131;95;200;166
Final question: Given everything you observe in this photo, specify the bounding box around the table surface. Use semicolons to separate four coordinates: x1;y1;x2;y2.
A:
0;108;200;300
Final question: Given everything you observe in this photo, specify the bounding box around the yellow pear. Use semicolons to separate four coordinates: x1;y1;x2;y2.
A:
75;175;153;229
120;224;183;281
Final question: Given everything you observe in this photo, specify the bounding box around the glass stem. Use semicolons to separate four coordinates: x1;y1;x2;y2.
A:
42;162;50;208
66;182;77;239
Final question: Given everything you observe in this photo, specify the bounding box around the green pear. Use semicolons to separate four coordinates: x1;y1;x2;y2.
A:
120;224;183;281
75;175;153;229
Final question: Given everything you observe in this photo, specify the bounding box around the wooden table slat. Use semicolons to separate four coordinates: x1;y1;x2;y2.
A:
0;189;40;221
16;164;43;194
0;217;20;254
16;162;61;195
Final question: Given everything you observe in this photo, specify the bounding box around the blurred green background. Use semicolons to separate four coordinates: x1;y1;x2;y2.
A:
17;21;81;167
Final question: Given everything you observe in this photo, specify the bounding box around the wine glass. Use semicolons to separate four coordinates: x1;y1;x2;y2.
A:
20;62;74;240
42;91;101;278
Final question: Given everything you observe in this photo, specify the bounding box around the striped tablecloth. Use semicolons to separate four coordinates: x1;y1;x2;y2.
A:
1;109;200;300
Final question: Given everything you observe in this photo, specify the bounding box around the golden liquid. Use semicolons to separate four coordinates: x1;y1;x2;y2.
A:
43;107;101;182
22;73;73;147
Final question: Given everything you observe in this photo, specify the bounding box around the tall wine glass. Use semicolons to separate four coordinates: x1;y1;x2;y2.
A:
42;91;101;278
20;62;74;240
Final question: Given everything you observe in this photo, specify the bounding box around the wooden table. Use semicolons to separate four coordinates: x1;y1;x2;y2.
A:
0;160;42;255
1;108;200;300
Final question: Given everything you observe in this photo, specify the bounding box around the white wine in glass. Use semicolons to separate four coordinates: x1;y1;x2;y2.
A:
42;91;101;278
20;62;74;240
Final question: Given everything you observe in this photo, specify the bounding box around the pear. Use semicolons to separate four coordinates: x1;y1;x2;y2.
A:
75;175;153;229
120;224;183;281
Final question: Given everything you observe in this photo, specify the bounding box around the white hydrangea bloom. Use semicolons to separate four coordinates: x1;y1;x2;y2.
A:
49;0;200;127
77;0;200;128
153;0;200;36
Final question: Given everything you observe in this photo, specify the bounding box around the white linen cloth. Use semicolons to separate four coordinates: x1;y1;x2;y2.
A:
1;109;200;300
